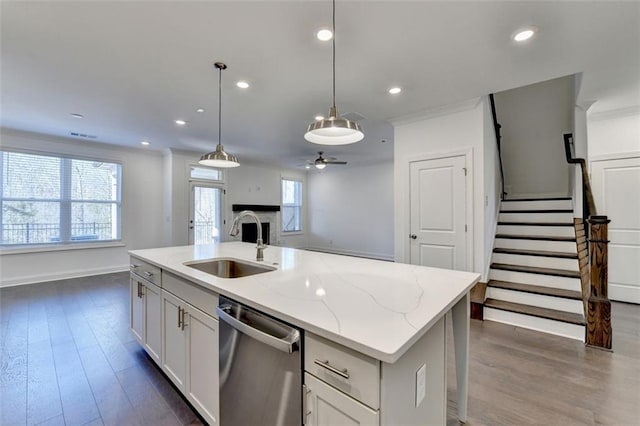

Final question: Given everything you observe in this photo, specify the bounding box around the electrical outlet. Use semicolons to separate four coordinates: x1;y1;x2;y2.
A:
415;364;426;407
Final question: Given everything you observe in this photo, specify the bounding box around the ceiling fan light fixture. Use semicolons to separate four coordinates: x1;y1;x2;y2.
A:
199;62;240;168
305;0;364;146
314;160;327;170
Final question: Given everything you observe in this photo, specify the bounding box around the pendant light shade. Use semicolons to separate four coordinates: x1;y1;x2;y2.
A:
199;62;240;168
304;0;364;145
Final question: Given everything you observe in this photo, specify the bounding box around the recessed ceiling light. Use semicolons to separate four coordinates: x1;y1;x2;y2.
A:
513;27;536;42
315;115;324;121
236;81;250;89
140;141;150;146
316;28;333;41
175;119;187;126
70;113;84;119
196;108;205;113
388;87;402;95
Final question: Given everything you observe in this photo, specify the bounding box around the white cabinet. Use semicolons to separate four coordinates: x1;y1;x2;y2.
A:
161;288;219;426
129;273;162;364
304;373;379;426
304;318;447;426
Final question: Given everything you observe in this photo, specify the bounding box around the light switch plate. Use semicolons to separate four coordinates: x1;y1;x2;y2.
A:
415;363;426;407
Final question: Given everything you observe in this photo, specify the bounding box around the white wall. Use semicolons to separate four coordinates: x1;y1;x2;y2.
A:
0;129;165;287
587;107;640;159
226;162;308;249
495;76;573;198
307;161;394;260
394;97;497;280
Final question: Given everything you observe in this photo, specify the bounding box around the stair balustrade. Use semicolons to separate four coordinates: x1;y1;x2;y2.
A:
564;133;612;350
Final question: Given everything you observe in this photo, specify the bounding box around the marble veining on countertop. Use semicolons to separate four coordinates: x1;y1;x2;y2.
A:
129;242;479;363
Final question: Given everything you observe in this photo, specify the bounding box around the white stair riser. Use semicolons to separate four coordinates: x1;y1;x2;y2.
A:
486;287;584;314
492;253;579;271
496;224;575;237
489;269;581;291
495;238;577;253
499;212;574;223
501;200;572;211
484;308;584;341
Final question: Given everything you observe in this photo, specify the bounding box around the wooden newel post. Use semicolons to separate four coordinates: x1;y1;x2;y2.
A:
586;215;612;350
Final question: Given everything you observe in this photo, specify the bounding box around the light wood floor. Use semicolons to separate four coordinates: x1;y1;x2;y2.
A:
1;272;638;425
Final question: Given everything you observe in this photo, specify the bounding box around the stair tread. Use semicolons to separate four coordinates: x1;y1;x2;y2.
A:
488;280;582;300
493;248;578;259
502;197;572;201
495;234;576;242
484;298;585;325
500;209;573;213
498;222;575;227
491;263;580;278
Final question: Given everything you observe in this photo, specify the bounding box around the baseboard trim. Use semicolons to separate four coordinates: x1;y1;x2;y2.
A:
304;247;394;262
610;284;640;304
0;265;130;288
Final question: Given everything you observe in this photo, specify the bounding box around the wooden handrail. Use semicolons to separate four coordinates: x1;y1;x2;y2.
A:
489;94;506;199
564;133;611;350
563;133;597;218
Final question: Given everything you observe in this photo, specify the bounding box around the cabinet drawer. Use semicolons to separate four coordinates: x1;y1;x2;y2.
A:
162;271;218;318
130;257;161;286
305;333;380;409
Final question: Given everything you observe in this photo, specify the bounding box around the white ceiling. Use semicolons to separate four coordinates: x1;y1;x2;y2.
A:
2;1;638;169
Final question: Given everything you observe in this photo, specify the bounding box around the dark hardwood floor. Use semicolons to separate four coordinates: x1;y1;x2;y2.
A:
1;272;638;425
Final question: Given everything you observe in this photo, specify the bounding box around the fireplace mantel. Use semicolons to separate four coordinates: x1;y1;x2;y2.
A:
232;204;280;212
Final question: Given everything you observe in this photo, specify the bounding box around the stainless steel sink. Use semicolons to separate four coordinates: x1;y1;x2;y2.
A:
184;258;276;278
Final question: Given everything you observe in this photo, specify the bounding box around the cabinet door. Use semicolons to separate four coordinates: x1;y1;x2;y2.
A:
185;306;219;426
130;276;144;344
143;281;162;364
305;373;379;426
162;290;187;391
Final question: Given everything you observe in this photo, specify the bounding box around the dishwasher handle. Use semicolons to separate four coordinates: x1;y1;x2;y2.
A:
217;305;300;354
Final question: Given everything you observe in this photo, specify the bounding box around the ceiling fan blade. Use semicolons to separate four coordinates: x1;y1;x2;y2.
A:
325;160;347;165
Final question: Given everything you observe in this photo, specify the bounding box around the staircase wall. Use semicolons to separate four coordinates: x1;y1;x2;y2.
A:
495;75;574;198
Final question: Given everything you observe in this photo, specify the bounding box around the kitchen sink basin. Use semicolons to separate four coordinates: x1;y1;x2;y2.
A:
184;258;276;278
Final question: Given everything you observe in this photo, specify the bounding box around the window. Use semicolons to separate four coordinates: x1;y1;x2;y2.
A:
190;165;222;182
1;150;122;246
281;179;302;233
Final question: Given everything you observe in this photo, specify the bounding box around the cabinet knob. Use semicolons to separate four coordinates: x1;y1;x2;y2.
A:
410;234;417;240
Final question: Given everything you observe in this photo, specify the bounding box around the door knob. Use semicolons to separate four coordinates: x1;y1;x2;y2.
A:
410;234;417;239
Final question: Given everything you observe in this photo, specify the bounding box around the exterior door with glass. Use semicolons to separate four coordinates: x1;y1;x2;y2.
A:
189;183;223;245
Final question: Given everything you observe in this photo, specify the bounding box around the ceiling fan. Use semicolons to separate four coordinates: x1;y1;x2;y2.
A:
308;152;347;169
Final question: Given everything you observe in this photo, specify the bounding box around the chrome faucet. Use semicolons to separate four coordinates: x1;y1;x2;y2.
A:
229;210;267;261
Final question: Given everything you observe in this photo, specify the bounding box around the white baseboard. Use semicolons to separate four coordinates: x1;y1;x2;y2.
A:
304;247;394;262
0;265;130;288
610;284;640;304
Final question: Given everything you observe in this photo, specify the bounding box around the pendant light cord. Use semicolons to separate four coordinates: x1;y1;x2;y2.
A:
332;0;336;110
218;65;222;146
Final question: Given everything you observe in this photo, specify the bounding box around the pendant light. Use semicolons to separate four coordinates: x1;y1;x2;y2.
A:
304;0;364;145
199;62;240;168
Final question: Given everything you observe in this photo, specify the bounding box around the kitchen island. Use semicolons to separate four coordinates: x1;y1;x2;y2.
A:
129;242;479;425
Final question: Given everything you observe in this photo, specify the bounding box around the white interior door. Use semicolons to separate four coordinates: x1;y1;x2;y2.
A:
189;183;223;245
410;155;467;270
591;156;640;303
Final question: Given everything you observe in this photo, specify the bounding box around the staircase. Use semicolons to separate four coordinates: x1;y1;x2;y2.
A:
484;197;586;341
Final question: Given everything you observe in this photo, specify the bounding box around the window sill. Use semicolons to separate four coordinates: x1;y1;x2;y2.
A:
0;240;125;256
281;231;304;237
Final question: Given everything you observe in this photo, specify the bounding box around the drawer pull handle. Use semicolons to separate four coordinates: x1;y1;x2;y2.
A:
130;264;139;269
143;271;154;277
178;306;183;329
314;359;350;380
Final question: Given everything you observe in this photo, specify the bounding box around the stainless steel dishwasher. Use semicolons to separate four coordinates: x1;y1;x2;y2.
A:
217;296;302;426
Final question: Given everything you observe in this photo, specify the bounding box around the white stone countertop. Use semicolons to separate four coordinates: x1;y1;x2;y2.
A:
129;242;479;363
